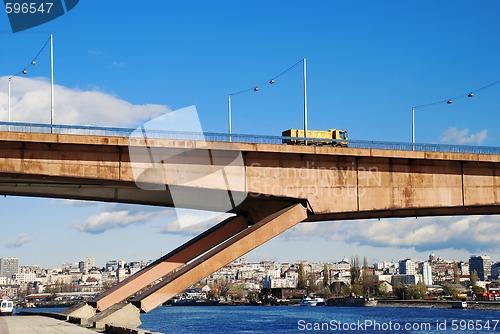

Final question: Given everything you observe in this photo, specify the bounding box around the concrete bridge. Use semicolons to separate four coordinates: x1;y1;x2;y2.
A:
0;127;498;322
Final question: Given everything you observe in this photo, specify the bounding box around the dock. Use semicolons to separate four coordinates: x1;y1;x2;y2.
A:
0;315;95;333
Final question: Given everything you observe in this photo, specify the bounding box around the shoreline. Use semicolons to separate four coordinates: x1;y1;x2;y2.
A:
16;299;500;313
375;299;500;310
165;299;500;310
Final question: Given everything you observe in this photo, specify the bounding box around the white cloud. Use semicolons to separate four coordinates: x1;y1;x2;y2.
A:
280;215;500;254
75;209;158;234
72;204;232;235
0;77;170;127
6;233;34;248
440;127;488;145
62;199;99;207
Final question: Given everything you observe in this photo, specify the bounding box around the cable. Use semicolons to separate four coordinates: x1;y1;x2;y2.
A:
229;59;304;96
471;79;500;94
414;78;500;109
9;36;51;78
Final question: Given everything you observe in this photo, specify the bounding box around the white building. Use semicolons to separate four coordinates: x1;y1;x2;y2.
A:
47;274;73;285
331;258;350;271
375;274;394;284
375;261;396;270
265;269;281;279
392;274;422;286
0;277;13;285
263;276;296;289
14;272;37;284
422;263;433;286
399;259;416;275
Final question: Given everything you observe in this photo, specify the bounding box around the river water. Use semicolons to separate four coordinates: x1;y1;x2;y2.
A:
138;305;500;333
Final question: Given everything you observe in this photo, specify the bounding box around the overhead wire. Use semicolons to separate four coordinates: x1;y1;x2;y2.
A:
414;78;500;109
229;59;304;96
9;36;51;78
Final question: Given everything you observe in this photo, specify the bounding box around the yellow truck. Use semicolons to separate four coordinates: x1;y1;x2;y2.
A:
282;128;348;147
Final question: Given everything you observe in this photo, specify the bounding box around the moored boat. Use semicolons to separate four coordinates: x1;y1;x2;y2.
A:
327;296;377;307
451;301;468;309
299;296;325;306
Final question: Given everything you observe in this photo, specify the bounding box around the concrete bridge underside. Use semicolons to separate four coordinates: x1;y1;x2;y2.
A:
0;132;498;315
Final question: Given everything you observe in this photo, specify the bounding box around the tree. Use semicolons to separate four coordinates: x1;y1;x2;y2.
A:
330;281;346;296
323;264;330;288
443;282;459;300
470;270;485;293
228;284;245;300
470;270;478;287
394;282;426;300
361;257;376;296
350;256;363;295
317;286;332;299
306;271;319;292
350;256;360;286
101;279;118;292
394;283;407;300
297;262;307;289
453;263;461;284
416;280;428;299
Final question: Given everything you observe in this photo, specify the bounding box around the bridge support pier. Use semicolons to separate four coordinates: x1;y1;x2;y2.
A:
131;203;308;312
88;215;249;311
61;303;96;325
88;302;141;329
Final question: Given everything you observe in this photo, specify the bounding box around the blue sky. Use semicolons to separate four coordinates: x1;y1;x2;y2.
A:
0;1;499;268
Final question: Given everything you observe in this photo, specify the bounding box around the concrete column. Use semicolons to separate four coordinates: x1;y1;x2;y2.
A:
89;215;248;311
131;203;308;312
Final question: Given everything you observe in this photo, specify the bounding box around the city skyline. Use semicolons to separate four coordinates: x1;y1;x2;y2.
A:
0;249;496;272
0;1;499;268
1;252;499;295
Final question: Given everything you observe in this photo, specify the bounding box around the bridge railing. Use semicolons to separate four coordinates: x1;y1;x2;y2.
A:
0;121;499;155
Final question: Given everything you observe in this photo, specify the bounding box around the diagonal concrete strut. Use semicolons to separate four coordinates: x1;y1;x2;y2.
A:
131;203;308;313
88;215;249;311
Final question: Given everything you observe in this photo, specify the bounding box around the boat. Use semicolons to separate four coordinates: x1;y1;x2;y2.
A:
299;296;325;306
451;301;468;309
0;299;14;316
364;298;378;307
327;296;377;307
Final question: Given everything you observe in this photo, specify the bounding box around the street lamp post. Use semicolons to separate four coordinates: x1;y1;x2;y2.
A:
8;77;11;123
303;57;308;144
228;94;232;140
5;35;53;130
411;106;415;148
50;34;54;132
7;68;30;127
